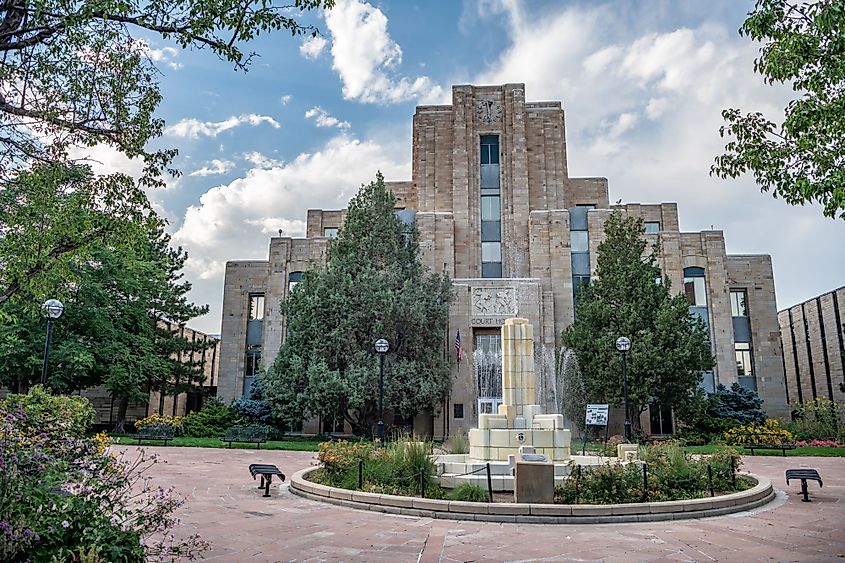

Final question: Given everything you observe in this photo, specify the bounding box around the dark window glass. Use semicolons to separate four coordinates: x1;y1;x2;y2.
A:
323;227;338;238
481;221;501;242
481;262;502;278
730;290;748;317
248;294;264;320
322;415;344;433
573;275;590;299
453;403;464;419
480;135;499;164
288;271;304;293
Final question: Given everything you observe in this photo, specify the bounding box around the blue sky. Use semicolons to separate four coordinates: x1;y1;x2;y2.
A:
75;0;845;334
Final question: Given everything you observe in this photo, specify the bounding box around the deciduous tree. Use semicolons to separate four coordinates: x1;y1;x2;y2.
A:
712;0;845;219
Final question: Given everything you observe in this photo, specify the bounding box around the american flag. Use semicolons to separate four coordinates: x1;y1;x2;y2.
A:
455;330;462;365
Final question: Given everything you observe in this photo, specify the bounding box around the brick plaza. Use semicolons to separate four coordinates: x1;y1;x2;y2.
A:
127;446;845;562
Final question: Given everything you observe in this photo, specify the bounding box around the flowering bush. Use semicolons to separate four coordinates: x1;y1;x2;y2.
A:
794;439;843;447
134;413;184;432
1;398;208;561
3;385;94;438
788;398;844;441
724;418;795;446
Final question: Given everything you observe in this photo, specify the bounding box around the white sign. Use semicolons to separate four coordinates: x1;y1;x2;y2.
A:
585;404;609;426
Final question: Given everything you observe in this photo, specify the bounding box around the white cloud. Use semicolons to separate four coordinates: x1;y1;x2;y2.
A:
473;1;844;311
189;159;235;177
173;134;409;281
325;0;442;103
131;39;183;70
280;95;292;105
305;106;351;130
242;151;282;169
164;114;281;139
300;35;328;59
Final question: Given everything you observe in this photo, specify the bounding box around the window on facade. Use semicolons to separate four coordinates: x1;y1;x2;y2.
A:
730;289;748;317
735;342;753;377
323;227;339;238
248;294;264;320
480;135;502;278
322;415;344;433
288;271;304;293
571;231;589;253
453;403;464;419
481;242;502;263
243;345;261;396
644;221;660;234
480;135;500;164
683;267;707;306
474;332;502;399
573;275;590;298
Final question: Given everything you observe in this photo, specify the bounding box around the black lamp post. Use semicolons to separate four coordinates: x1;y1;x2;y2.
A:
40;299;64;386
374;338;389;446
615;336;632;442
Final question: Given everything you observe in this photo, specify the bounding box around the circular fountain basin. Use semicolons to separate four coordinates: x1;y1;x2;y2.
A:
290;465;774;524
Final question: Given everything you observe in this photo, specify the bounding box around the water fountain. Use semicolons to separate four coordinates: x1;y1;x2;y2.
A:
435;318;604;491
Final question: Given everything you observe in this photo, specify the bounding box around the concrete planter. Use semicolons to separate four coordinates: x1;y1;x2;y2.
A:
289;466;776;524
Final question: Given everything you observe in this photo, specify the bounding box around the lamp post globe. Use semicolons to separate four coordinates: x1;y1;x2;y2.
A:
40;299;64;386
374;338;389;446
615;336;632;442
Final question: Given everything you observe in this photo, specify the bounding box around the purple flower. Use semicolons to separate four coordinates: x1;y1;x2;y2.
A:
61;520;70;528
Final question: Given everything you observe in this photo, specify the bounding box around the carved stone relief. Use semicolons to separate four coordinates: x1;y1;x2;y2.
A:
475;99;502;124
472;287;516;316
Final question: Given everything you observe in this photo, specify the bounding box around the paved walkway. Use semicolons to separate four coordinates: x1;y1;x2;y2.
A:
123;446;845;562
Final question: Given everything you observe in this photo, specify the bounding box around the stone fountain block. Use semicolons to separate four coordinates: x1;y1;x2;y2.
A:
490;430;511;448
618;444;639;461
553;429;571;447
533;413;565;430
478;413;507;429
532;431;553;448
514;454;554;504
468;428;489;447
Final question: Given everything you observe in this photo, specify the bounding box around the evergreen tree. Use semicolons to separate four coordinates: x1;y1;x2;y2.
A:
561;211;714;429
263;173;453;436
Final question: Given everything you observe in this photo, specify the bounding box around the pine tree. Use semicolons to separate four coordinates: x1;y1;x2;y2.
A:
263;173;453;436
561;211;714;429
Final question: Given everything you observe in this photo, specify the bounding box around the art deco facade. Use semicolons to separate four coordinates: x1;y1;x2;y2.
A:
779;286;845;408
219;83;789;437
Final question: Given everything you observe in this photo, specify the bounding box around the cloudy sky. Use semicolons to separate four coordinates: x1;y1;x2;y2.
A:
78;0;844;334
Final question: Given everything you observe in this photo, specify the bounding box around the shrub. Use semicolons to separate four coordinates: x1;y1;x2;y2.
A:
0;401;208;561
2;385;94;438
181;398;236;437
708;383;767;424
133;413;183;433
555;444;747;505
724;418;794;446
312;436;439;498
447;431;469;454
788;399;844;441
447;483;488;502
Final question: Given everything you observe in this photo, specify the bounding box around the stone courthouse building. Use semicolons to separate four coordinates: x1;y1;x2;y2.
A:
219;83;789;437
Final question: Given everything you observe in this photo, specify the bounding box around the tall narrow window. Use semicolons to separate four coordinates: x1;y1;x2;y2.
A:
248;294;264;320
683;267;707;306
288;271;303;293
730;290;748;317
480;135;501;278
569;206;590;301
735;342;753;377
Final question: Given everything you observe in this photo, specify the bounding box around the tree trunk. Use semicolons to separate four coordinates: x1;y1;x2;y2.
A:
113;397;129;433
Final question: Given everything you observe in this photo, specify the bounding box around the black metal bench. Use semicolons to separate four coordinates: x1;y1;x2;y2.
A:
249;463;285;497
221;425;269;449
786;468;823;502
136;424;176;445
744;443;796;456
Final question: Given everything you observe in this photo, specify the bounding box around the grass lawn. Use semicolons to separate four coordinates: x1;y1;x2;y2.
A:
682;445;845;457
109;435;323;452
